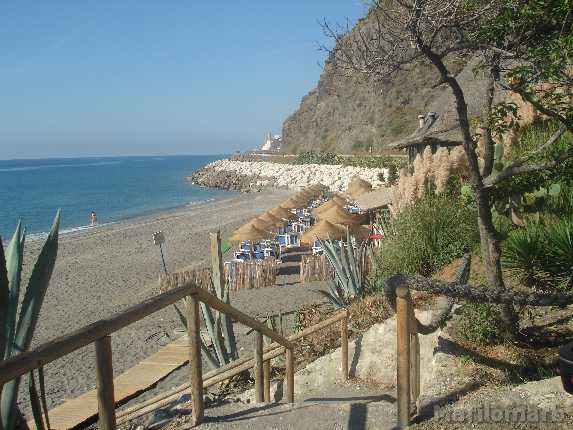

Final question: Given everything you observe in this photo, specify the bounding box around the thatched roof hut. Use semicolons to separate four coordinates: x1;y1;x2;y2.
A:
389;56;496;162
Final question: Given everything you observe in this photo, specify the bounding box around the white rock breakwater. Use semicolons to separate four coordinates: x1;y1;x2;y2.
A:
189;159;387;192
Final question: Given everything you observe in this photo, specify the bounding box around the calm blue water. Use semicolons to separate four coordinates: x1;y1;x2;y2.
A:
0;155;231;239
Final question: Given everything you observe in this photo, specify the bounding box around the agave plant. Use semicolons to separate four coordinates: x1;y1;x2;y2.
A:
502;224;550;289
546;219;573;288
1;211;60;430
318;230;371;308
173;271;238;369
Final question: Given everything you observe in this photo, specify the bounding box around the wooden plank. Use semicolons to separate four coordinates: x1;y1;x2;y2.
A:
32;336;190;430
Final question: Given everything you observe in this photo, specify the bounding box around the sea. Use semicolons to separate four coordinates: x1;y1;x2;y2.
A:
0;155;232;240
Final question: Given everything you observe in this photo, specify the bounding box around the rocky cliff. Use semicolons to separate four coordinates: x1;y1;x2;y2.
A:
280;14;472;154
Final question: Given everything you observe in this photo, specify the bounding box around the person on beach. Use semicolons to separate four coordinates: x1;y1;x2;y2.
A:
90;211;97;226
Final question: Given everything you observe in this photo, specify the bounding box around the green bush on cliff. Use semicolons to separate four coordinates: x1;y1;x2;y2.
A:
374;192;479;282
293;151;341;165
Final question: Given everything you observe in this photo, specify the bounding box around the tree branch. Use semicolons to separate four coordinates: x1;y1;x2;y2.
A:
483;143;573;187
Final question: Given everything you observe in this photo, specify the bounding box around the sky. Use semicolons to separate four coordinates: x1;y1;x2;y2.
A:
0;1;367;160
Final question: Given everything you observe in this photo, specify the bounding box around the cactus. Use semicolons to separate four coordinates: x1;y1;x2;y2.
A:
318;230;370;308
1;211;60;430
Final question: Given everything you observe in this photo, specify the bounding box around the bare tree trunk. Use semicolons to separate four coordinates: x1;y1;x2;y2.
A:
422;46;518;338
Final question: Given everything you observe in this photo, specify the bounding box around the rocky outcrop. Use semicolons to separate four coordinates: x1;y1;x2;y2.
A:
187;167;273;193
280;10;488;154
189;159;387;192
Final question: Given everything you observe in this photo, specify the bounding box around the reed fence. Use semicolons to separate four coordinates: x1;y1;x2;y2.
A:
300;254;334;283
159;267;213;292
225;259;278;291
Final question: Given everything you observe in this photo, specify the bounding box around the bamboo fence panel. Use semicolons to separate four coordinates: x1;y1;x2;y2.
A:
224;259;278;291
300;254;334;283
159;267;213;292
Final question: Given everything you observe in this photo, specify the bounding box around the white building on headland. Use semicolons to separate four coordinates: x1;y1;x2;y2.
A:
260;132;282;152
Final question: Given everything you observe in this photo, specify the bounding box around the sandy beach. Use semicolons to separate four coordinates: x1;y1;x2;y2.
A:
17;189;328;415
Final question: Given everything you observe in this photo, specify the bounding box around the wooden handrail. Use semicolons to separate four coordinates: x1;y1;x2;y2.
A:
0;283;292;386
115;309;349;425
194;288;293;349
0;283;198;385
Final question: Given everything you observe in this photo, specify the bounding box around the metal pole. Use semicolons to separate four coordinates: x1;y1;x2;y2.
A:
159;243;168;274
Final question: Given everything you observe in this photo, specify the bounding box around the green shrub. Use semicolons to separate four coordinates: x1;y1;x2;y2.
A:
293;151;341;165
375;193;479;280
457;302;504;346
502;218;573;289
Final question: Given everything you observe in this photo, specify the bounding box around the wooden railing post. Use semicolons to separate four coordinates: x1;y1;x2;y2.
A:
210;231;225;297
187;295;204;425
396;286;411;429
285;348;294;403
254;331;264;403
263;360;271;402
409;306;420;409
341;310;349;381
95;336;116;430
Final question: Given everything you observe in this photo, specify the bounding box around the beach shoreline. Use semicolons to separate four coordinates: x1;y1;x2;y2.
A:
16;188;330;416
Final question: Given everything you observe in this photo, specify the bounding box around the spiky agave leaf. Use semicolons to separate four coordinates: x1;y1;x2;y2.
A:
14;212;59;355
3;222;25;360
37;367;51;430
0;234;9;361
28;370;45;430
221;283;238;361
200;303;226;367
3;211;59;430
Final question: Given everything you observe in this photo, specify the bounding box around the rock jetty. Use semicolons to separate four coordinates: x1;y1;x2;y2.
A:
188;159;387;192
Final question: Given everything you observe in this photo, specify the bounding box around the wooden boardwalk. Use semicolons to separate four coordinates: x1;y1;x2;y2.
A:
31;335;189;429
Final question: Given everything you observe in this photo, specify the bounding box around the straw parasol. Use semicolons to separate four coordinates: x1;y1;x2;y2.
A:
281;196;307;209
347;177;373;199
331;194;349;206
235;218;274;233
312;199;342;217
258;211;286;227
316;204;363;225
229;224;272;242
300;219;347;244
269;206;297;221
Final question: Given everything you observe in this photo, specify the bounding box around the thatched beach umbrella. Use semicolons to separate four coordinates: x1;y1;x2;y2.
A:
300;219;347;244
331;194;349;206
347;177;373;199
258;211;286;227
316;204;363;225
229;224;272;242
269;206;297;221
295;190;316;202
236;218;273;233
312;199;342;217
281;196;306;209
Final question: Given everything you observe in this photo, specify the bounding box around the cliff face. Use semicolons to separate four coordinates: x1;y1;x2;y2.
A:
280;14;471;154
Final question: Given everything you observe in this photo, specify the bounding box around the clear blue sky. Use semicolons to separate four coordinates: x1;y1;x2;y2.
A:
0;1;367;159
